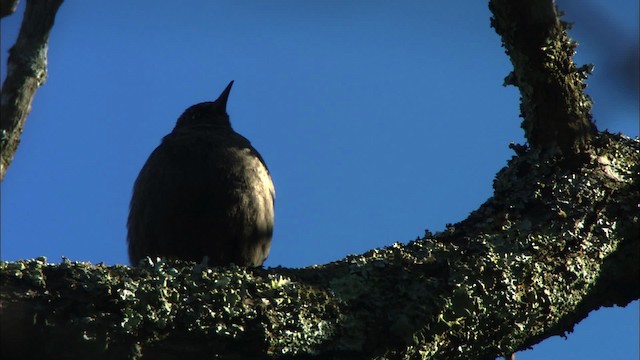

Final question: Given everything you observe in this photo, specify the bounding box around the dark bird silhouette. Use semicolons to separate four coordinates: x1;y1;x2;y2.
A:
127;81;275;267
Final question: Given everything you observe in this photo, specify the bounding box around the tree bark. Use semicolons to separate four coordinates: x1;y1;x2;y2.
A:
1;0;638;359
0;0;64;181
489;0;597;159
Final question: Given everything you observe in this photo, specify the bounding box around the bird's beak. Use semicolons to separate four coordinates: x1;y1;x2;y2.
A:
215;80;234;111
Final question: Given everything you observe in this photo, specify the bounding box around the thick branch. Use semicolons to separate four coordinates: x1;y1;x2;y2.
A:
489;0;597;156
1;0;637;359
0;0;64;181
1;133;638;359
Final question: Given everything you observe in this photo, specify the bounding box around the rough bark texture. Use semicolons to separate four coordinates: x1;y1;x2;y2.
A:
1;0;638;359
1;133;638;360
0;0;64;181
489;0;597;157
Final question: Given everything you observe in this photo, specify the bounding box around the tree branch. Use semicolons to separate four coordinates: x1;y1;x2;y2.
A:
0;0;64;181
489;0;597;158
1;0;638;359
1;132;638;359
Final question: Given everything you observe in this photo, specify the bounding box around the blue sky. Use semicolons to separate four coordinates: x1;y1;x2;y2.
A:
1;1;637;358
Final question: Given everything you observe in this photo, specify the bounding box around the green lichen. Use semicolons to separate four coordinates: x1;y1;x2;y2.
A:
1;133;637;359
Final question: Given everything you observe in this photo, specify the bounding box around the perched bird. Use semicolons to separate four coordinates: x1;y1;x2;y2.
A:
127;81;275;267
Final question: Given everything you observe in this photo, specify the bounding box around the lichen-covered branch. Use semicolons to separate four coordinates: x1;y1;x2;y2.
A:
0;0;64;181
489;0;597;156
1;0;638;359
1;133;638;359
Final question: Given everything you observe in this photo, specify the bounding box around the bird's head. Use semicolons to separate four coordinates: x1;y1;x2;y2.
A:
174;81;235;131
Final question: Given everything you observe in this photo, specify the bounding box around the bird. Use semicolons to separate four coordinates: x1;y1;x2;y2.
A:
127;81;275;267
